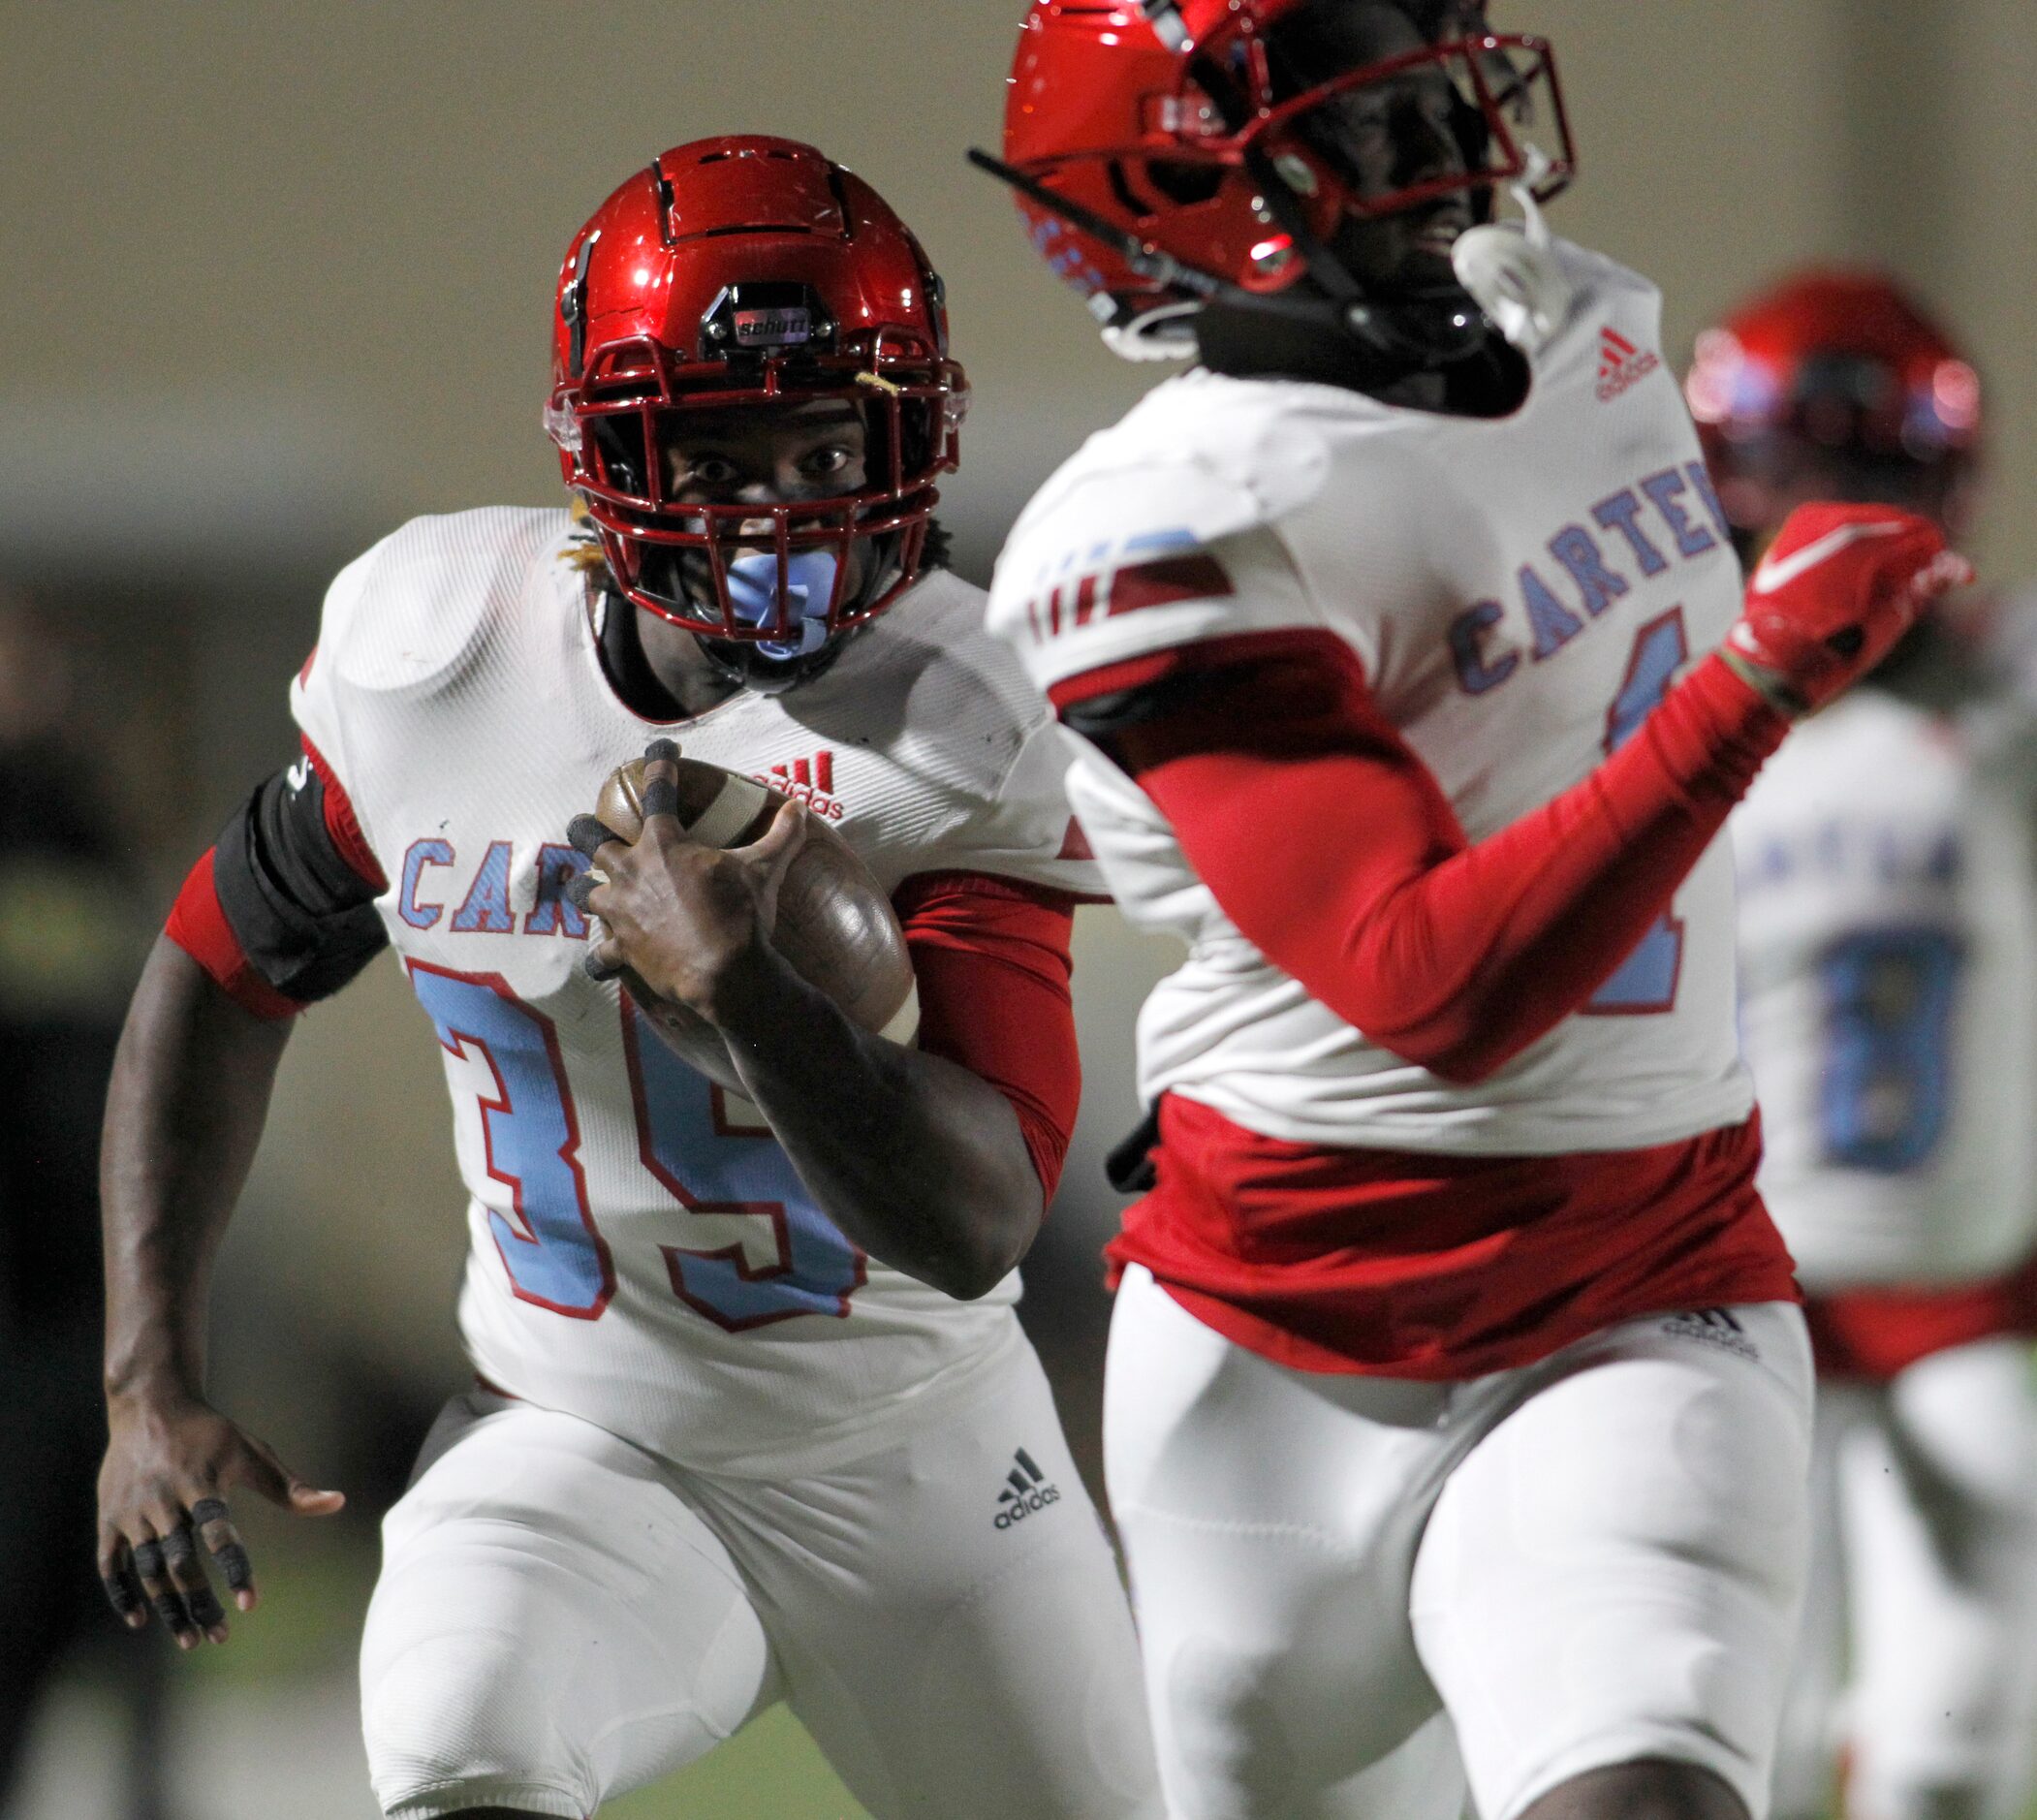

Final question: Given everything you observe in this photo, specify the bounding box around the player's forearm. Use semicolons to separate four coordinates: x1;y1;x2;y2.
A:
1127;648;1785;1083
1334;655;1785;1078
101;936;293;1402
708;946;1043;1299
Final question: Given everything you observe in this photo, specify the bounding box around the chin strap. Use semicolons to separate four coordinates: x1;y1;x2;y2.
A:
695;629;851;697
967;148;1230;304
1238;145;1363;306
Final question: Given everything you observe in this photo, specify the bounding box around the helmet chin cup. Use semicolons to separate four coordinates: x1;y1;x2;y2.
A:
696;627;853;697
1340;291;1493;368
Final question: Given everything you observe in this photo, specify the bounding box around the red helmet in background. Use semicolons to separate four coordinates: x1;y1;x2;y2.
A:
1686;270;1982;545
547;137;967;642
999;0;1575;350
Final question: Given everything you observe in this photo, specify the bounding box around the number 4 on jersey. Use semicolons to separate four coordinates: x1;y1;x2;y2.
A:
1585;611;1689;1015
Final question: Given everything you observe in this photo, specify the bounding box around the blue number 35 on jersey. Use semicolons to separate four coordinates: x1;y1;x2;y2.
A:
409;962;865;1331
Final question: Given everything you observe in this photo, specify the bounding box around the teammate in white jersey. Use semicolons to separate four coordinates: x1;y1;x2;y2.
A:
977;7;1970;1819
92;138;1160;1820
1707;271;2037;1820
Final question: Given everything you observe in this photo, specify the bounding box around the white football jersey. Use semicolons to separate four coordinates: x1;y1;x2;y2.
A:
988;239;1752;1155
1733;686;2037;1289
294;508;1101;1475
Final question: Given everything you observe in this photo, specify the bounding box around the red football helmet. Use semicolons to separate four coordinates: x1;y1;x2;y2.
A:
1686;270;1982;544
997;0;1575;348
547;137;967;643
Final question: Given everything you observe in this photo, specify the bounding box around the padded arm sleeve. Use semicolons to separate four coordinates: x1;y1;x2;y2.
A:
893;871;1082;1203
1078;629;1786;1083
166;743;390;1016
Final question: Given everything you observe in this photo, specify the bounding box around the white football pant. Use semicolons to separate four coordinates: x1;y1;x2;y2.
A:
1106;1265;1813;1820
360;1338;1161;1818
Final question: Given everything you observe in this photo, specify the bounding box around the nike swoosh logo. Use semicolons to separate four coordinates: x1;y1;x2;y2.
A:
286;758;312;793
1750;520;1909;595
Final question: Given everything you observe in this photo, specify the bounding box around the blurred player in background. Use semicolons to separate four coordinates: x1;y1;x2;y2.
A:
0;592;170;1815
1705;272;2037;1820
981;4;1969;1818
92;138;1159;1820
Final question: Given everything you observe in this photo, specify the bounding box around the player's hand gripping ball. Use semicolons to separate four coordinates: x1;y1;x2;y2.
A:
566;740;918;1090
1723;501;1975;717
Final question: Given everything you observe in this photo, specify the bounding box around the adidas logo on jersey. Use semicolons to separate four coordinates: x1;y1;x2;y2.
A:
1659;1307;1760;1362
1595;326;1662;402
758;751;846;821
993;1447;1061;1530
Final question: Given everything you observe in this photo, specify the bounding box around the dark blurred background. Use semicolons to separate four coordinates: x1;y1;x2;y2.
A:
2;3;2033;1813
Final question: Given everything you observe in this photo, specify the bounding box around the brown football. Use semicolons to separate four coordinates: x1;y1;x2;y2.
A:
592;755;918;1091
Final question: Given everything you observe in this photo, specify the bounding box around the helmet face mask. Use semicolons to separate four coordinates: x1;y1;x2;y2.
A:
548;139;967;652
1245;18;1564;219
1000;0;1575;357
569;363;944;637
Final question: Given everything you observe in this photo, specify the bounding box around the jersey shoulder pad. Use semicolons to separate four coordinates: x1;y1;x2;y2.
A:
1000;372;1332;583
1550;235;1665;350
989;390;1332;701
830;572;1103;897
305;507;567;700
899;567;1057;736
1550;235;1660;305
837;570;1041;800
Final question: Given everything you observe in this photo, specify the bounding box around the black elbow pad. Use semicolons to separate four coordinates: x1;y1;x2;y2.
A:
1059;668;1236;776
211;765;388;1004
1058;682;1187;739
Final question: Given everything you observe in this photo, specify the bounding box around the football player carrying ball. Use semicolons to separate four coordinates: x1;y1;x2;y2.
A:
94;139;1159;1820
981;5;1970;1819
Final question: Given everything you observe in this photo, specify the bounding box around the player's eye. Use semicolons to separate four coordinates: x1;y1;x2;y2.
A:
686;455;740;486
801;445;858;478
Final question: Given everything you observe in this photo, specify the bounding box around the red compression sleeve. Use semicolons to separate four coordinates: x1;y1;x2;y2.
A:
164;848;303;1020
893;871;1082;1202
1079;629;1786;1083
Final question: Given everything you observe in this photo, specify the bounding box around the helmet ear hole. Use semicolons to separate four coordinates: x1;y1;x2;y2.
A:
1144;161;1225;207
1103;161;1161;221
